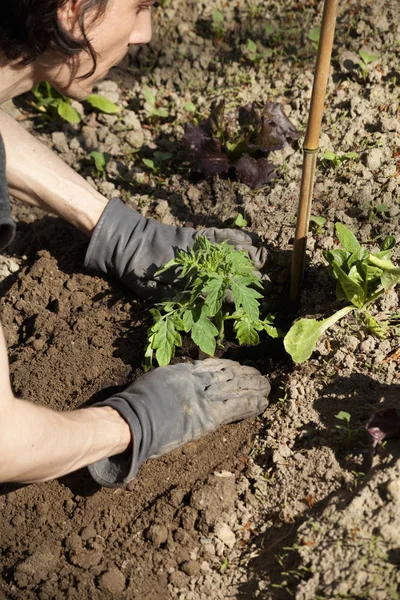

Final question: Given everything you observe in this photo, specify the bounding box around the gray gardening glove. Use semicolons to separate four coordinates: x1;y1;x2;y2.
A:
85;198;267;299
88;358;270;487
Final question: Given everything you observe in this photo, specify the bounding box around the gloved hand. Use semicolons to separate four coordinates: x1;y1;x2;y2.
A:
85;198;267;299
88;358;270;487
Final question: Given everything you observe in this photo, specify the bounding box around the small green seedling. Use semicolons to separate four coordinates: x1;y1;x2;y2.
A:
335;411;353;445
142;150;172;174
322;150;359;173
143;88;169;118
211;9;224;38
309;215;326;235
369;202;390;223
359;49;378;79
246;38;273;63
183;101;196;113
145;236;281;369
31;83;119;124
90;151;110;174
308;27;320;51
233;213;248;228
31;81;81;124
284;224;400;363
85;94;119;114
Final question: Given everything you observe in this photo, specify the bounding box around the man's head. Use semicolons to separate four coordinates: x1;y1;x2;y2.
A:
0;0;153;99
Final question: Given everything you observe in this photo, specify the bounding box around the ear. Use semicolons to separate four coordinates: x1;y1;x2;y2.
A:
57;0;83;35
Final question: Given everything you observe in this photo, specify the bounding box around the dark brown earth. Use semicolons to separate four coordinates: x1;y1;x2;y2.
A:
1;0;400;598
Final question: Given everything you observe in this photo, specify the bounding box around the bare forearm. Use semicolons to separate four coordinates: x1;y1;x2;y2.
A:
0;108;107;234
0;400;131;483
0;323;131;483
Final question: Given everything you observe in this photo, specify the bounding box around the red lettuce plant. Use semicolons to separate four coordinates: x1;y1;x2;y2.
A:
182;101;300;189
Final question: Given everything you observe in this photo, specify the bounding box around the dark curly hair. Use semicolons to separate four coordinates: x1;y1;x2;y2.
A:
0;1;110;78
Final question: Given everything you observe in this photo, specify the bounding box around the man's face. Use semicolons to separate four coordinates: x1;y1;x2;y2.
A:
39;0;153;99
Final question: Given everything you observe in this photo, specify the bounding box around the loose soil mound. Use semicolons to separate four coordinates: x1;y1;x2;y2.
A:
1;0;400;598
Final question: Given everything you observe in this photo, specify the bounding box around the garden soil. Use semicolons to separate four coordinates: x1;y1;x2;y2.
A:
1;0;400;598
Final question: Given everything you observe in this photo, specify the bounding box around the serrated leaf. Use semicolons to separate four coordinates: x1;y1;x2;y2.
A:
86;94;119;114
230;278;263;321
234;318;260;345
261;319;281;338
191;314;218;356
203;276;227;317
152;319;182;366
335;223;361;253
57;101;81;123
332;263;365;308
182;309;194;332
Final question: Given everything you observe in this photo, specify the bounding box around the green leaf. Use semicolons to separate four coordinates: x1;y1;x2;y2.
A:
381;270;400;291
380;236;396;251
347;265;364;286
230;278;263;321
308;27;320;43
154;151;172;162
343;151;359;160
310;215;326;229
324;249;351;270
233;214;248;228
86;94;119;114
284;306;355;363
212;9;224;23
182;309;194;332
143;88;156;105
183;101;196;112
260;317;281;338
347;248;369;269
57;101;81;123
191;314;218;356
203;277;227;317
247;39;257;53
335;411;351;423
90;151;110;172
322;150;336;161
359;49;378;65
335;223;361;253
363;313;387;339
234;318;260;345
142;158;156;171
332;263;365;308
153;107;169;118
152;318;182;366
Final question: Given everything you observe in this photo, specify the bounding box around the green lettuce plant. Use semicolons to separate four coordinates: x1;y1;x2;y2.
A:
284;223;400;363
145;236;280;369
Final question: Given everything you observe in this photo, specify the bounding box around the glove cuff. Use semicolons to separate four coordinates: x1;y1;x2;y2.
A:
87;396;144;488
84;197;144;277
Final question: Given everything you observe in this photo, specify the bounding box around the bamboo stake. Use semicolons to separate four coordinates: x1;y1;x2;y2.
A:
290;0;339;303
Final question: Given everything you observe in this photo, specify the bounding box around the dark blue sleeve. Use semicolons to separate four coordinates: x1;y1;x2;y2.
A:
0;134;16;252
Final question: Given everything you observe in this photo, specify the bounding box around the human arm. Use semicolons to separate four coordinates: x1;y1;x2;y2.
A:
0;108;107;234
0;321;131;483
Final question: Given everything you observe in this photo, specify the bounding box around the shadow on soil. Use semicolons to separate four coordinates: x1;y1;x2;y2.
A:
237;374;400;599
